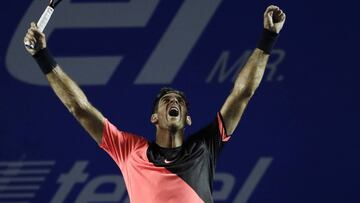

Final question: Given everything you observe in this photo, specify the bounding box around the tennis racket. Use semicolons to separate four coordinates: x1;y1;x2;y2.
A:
25;0;63;49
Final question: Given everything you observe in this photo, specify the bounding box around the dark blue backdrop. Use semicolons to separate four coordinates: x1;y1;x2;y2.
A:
1;0;359;202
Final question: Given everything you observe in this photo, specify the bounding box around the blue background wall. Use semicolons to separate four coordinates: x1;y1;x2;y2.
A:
1;0;359;202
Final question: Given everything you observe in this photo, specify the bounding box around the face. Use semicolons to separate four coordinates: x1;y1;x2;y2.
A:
151;92;191;130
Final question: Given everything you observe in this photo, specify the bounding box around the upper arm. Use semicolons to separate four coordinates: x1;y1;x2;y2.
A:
220;91;252;135
73;103;106;144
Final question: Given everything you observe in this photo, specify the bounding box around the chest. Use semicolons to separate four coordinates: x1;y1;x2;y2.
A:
129;141;211;174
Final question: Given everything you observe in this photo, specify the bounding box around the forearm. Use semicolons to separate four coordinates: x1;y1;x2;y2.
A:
46;66;90;114
32;47;91;114
232;48;269;97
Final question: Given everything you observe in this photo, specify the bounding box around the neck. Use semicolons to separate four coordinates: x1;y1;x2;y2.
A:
155;127;184;148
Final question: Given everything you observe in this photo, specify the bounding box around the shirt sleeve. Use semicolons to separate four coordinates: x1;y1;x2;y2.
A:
189;112;231;165
99;119;146;168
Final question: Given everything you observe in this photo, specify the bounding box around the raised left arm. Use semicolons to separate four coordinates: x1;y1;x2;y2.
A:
220;5;286;135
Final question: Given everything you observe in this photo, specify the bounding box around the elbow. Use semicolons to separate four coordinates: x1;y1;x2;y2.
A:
233;82;258;98
68;100;91;118
232;87;256;99
242;88;256;98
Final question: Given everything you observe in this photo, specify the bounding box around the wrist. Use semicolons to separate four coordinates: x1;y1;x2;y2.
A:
257;29;279;54
33;48;57;74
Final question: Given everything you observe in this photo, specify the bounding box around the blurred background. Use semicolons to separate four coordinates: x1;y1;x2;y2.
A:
1;0;359;202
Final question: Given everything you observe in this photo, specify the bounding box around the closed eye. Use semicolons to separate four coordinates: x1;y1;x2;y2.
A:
160;97;170;103
160;95;185;105
177;97;185;104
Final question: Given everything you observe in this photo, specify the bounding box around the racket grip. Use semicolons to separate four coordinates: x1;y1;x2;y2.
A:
25;6;54;49
37;6;54;32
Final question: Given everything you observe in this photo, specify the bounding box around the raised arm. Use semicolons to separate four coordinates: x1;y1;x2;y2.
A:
24;22;105;144
220;5;286;135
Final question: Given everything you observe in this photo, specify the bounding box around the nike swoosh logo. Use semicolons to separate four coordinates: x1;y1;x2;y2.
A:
164;159;174;164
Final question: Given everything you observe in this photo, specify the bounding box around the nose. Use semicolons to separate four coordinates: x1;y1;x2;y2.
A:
170;97;179;104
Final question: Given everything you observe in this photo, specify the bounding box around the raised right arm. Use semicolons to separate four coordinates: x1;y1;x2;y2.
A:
24;22;105;144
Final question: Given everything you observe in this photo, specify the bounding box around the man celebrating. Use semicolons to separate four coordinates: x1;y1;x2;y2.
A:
24;5;285;203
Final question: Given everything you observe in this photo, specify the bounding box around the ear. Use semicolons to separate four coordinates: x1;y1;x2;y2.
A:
186;115;192;126
151;113;158;124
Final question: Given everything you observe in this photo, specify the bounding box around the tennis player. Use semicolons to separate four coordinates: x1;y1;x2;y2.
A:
24;5;285;203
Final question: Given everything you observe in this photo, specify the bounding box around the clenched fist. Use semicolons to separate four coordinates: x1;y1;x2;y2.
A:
24;22;47;56
264;5;286;34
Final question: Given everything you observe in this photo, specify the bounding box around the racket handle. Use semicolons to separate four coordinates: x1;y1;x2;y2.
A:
37;6;54;32
25;6;54;49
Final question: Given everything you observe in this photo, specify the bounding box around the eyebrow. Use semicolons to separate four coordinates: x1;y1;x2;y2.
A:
160;95;184;101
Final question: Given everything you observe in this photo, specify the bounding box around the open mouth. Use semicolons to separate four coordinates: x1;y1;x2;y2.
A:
168;107;179;117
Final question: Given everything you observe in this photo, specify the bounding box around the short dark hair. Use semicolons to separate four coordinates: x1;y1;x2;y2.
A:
152;87;189;113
